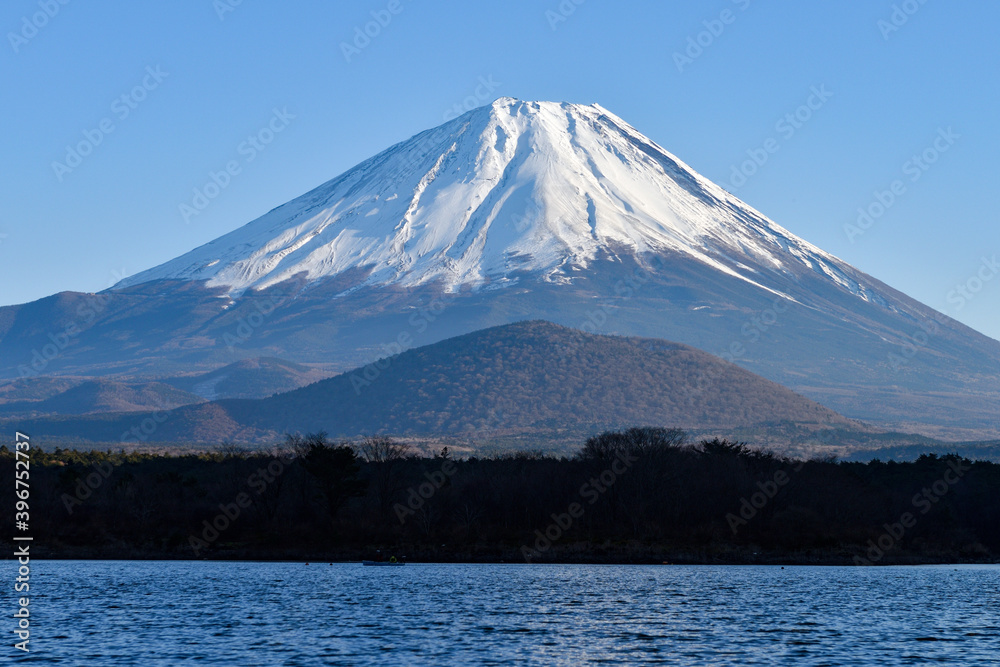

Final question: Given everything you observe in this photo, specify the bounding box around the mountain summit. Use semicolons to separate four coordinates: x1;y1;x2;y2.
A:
117;98;870;306
2;99;998;438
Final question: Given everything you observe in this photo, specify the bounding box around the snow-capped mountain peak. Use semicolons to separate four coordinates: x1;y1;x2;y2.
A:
117;98;863;303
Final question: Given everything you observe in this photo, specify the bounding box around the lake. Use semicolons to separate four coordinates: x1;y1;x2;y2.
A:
14;561;1000;665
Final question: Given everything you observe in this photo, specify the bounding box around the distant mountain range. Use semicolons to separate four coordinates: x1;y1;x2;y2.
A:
0;357;330;418
162;356;332;400
0;380;202;417
1;99;997;440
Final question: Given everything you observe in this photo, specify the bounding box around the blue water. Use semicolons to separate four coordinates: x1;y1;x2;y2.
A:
11;561;1000;665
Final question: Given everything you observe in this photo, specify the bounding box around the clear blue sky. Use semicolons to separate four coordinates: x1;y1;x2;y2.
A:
2;0;998;339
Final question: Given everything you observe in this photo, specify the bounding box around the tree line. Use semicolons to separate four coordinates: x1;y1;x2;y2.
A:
2;428;998;564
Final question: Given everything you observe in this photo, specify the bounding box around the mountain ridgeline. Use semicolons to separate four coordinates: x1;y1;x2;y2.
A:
243;321;852;437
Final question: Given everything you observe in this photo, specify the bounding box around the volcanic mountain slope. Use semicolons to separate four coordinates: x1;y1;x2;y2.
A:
0;98;997;437
7;321;858;444
113;99;861;297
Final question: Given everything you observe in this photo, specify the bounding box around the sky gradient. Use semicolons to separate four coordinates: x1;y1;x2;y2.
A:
2;0;998;339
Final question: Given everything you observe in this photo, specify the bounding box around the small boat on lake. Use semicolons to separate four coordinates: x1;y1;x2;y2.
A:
362;560;405;566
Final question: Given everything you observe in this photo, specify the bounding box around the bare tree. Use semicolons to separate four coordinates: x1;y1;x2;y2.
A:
358;436;411;520
579;427;686;462
357;436;411;464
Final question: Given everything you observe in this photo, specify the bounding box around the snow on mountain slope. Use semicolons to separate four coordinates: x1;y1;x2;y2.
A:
116;98;880;308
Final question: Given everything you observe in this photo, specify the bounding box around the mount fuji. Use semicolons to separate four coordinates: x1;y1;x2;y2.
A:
118;98;854;300
2;98;998;438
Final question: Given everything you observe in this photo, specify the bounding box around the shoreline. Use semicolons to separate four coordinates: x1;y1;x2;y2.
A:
12;545;1000;567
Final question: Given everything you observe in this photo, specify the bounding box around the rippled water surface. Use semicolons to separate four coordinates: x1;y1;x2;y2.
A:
15;561;1000;665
